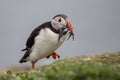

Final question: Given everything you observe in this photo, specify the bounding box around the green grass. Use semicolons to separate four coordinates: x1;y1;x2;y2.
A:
0;52;120;80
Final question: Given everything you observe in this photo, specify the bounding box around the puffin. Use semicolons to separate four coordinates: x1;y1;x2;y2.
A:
19;14;74;70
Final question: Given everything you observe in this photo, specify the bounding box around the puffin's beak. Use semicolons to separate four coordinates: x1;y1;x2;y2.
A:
66;19;74;40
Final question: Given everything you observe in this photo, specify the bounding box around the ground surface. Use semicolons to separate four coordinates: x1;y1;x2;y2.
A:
0;52;120;80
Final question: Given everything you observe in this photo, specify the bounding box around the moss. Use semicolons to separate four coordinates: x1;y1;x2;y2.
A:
0;52;120;80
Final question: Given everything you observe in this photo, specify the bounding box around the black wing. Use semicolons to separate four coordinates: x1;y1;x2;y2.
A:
26;27;40;48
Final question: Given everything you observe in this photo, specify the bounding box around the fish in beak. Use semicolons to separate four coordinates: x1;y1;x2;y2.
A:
58;27;67;42
66;19;74;40
58;19;74;42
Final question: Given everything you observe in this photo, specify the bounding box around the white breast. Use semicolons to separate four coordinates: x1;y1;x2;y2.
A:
29;28;66;62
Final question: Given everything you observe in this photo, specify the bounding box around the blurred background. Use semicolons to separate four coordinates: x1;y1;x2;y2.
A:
0;0;120;69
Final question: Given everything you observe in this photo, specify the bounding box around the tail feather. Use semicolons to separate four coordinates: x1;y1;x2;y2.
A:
19;59;27;63
21;48;27;51
19;48;31;63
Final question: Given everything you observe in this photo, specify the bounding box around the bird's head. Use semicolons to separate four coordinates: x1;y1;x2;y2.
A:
51;14;74;41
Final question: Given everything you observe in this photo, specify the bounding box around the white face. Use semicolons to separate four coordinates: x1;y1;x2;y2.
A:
51;16;67;30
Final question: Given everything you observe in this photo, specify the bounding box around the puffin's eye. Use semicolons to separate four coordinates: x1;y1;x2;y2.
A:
58;18;61;22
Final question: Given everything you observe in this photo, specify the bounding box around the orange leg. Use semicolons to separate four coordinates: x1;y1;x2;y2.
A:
46;51;60;59
32;63;35;70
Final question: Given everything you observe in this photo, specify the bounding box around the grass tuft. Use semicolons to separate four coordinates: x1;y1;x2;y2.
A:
0;52;120;80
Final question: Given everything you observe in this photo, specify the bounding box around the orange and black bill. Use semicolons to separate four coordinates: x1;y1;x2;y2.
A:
66;19;74;40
